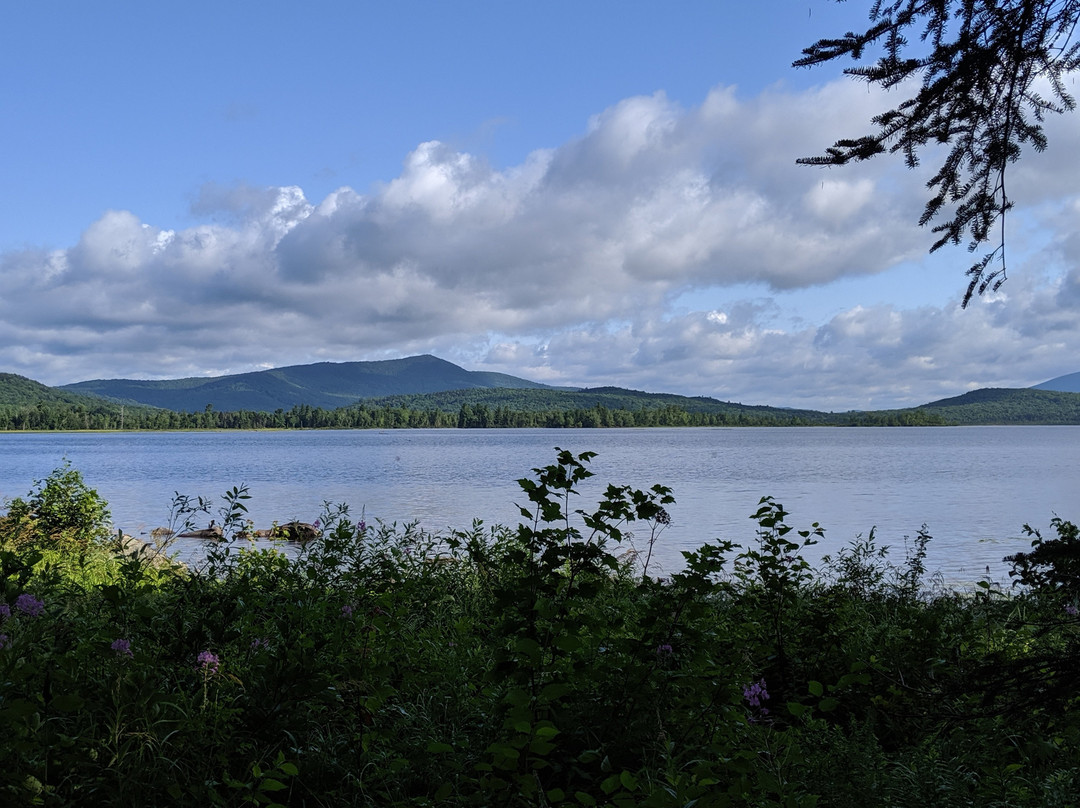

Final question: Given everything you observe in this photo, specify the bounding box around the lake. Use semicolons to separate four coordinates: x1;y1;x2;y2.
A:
1;426;1076;585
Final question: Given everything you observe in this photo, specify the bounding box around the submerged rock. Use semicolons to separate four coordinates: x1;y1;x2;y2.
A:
266;521;319;542
177;522;224;540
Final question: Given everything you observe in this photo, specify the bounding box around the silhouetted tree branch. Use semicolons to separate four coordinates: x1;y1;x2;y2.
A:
796;0;1080;305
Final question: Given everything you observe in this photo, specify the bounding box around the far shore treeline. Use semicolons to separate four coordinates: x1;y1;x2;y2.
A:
0;398;953;431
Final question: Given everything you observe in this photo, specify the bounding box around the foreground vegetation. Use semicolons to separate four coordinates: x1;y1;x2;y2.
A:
2;455;1080;806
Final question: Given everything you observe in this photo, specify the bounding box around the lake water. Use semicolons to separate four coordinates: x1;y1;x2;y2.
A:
1;427;1076;585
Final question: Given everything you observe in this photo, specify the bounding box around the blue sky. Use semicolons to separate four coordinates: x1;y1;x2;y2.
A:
2;1;1078;410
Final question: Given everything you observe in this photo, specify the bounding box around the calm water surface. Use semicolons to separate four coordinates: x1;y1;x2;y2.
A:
1;427;1076;584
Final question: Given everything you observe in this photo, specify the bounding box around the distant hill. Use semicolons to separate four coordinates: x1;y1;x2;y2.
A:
919;387;1080;424
59;355;564;412
0;372;163;430
0;373;102;407
1032;371;1080;394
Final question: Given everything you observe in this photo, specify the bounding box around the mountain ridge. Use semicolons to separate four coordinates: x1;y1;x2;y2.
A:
59;354;567;412
1032;370;1080;394
2;359;1079;426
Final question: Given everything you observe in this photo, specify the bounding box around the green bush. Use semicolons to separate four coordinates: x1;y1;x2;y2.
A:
1006;516;1080;597
3;462;111;550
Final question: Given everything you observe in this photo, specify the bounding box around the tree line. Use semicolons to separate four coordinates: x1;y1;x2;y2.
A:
0;398;950;431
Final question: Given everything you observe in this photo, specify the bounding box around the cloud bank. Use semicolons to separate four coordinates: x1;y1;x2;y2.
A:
2;79;1079;410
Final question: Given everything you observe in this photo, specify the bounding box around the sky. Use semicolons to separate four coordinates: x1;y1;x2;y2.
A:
2;1;1079;411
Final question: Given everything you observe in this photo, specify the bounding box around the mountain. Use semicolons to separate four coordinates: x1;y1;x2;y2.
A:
59;355;564;412
8;358;1080;425
1032;371;1080;393
919;387;1080;424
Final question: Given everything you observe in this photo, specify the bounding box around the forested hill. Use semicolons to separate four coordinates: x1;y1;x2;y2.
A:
0;373;102;407
58;355;560;412
919;387;1080;424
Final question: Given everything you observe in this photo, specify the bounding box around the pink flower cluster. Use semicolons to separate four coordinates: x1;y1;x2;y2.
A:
197;650;220;675
743;679;770;714
15;594;44;618
111;639;133;658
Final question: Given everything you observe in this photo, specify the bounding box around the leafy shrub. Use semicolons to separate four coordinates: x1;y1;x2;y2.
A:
1006;517;1080;597
3;462;111;550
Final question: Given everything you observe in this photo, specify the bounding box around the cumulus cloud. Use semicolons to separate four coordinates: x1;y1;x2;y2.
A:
1;77;1078;407
479;277;1080;412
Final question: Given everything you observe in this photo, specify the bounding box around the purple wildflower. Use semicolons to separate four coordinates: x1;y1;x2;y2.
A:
357;519;366;533
111;638;133;658
0;603;10;622
250;637;270;650
0;633;9;649
313;519;320;530
15;594;44;618
743;679;770;714
1065;604;1079;617
656;643;674;655
341;604;355;618
197;650;220;675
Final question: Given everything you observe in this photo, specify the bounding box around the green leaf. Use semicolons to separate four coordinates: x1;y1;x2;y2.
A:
100;584;123;603
540;682;571;702
426;742;454;753
434;783;453;800
808;680;823;697
1;699;39;720
619;770;639;791
513;637;542;663
504;687;531;707
554;633;583;652
50;694;85;713
259;779;287;792
529;739;556;755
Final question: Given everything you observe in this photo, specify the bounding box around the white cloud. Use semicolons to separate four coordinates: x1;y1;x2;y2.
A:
1;77;1078;407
